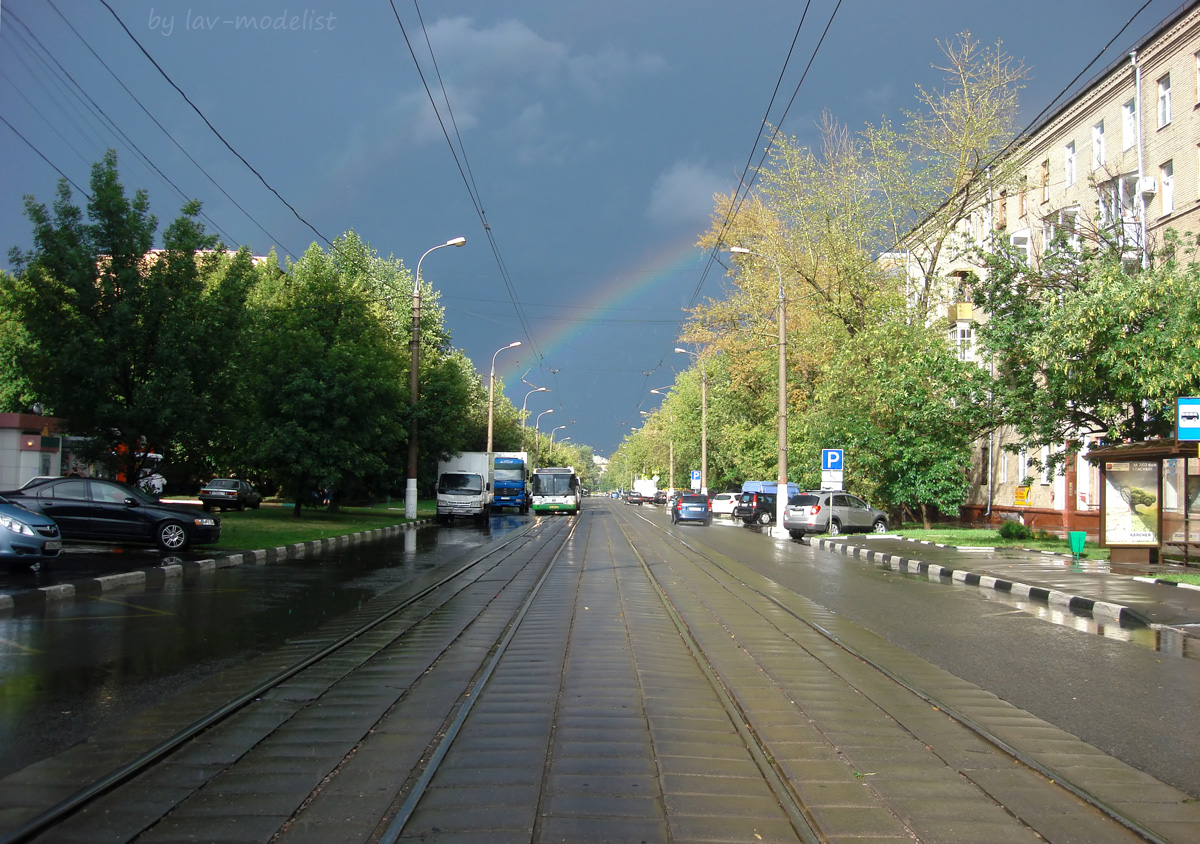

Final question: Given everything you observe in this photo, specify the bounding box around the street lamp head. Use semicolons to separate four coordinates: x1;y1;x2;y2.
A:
447;236;467;247
506;341;521;349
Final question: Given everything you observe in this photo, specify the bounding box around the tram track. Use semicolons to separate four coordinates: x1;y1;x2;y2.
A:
2;499;1193;842
618;504;1172;843
0;516;571;844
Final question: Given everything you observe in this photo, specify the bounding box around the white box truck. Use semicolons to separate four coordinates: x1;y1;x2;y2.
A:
436;452;492;524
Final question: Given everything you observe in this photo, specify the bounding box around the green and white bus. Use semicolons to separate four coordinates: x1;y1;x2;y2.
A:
530;467;581;515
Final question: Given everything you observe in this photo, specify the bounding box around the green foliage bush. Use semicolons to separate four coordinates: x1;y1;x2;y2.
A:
997;520;1032;540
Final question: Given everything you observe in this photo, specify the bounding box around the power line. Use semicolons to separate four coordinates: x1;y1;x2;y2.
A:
46;0;299;259
98;0;332;249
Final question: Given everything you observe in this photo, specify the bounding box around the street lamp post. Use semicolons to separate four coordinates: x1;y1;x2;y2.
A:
534;409;554;468
407;236;467;520
549;425;566;451
521;386;549;451
729;246;787;534
650;387;673;492
674;348;707;495
487;341;522;493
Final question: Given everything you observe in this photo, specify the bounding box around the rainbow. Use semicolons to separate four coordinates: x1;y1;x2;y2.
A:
497;231;711;380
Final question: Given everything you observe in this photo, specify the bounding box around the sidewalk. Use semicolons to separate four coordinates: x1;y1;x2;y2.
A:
805;533;1200;631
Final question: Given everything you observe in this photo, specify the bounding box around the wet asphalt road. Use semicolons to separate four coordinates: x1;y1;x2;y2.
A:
3;502;1199;804
0;515;526;778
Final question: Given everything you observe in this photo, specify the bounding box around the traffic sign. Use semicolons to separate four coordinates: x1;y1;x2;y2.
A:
690;469;701;489
821;449;844;471
1179;398;1200;441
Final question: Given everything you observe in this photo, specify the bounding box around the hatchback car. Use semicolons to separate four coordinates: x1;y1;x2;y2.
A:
784;491;888;539
671;493;712;525
1;477;220;552
199;478;263;512
0;494;62;566
734;491;778;525
710;492;739;520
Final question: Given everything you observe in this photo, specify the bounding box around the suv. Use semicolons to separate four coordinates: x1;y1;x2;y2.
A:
784;491;888;539
734;491;777;525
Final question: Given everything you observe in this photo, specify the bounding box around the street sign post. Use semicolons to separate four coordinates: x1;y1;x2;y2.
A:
821;449;844;491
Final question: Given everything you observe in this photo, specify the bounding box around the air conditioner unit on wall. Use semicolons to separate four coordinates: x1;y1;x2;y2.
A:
1137;177;1157;195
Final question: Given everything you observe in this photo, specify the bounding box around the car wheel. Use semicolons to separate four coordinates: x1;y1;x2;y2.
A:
872;518;887;533
757;510;772;526
156;521;189;552
741;517;754;525
789;529;804;540
237;502;245;512
252;501;261;509
827;519;841;536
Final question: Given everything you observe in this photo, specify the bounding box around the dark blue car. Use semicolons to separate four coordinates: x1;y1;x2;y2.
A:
670;493;712;526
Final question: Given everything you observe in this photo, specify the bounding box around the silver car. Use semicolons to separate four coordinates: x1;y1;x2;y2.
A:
784;491;888;539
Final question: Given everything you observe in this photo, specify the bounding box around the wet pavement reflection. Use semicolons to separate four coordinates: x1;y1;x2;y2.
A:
0;515;528;778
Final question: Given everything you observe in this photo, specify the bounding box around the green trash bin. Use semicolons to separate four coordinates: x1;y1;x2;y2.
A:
1068;531;1086;558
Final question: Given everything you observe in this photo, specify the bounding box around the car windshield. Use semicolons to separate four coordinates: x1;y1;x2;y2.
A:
439;473;483;495
493;468;524;482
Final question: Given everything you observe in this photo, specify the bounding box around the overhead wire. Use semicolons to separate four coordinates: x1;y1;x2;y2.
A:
387;1;544;361
4;8;246;247
45;0;299;259
98;0;333;249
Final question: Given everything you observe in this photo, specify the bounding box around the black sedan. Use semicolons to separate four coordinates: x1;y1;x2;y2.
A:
670;493;712;526
1;477;220;552
199;478;263;512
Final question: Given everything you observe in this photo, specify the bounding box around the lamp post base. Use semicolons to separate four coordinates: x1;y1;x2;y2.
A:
405;478;418;520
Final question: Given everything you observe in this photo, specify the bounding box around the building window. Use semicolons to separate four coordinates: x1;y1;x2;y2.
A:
1064;141;1076;187
1157;74;1171;127
995;190;1007;230
999;450;1009;484
1018;449;1028;484
954;323;975;362
1010;231;1030;262
1160;160;1174;214
1040;159;1050;202
1040;446;1052;485
1018;184;1027;218
1122;99;1137;150
1092;121;1105;169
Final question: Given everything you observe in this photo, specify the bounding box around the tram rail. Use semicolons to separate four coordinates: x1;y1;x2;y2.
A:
2;499;1193;842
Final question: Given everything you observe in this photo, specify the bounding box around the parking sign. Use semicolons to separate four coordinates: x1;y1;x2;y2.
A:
690;470;701;489
821;449;844;471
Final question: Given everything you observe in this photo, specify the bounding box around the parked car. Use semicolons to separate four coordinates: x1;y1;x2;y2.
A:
784;490;888;539
734;491;778;525
670;493;712;526
710;492;739;520
0;494;62;566
0;477;220;552
624;490;646;505
199;478;263;512
652;490;668;505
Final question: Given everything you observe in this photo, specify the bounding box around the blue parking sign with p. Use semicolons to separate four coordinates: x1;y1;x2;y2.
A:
822;449;844;471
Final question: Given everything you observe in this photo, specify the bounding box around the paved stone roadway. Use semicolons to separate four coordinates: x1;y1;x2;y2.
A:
7;502;1200;843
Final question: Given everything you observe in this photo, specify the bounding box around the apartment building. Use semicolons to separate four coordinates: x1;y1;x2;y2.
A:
907;2;1200;533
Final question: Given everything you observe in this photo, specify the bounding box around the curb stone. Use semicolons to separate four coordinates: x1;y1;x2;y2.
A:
0;516;437;615
811;535;1144;626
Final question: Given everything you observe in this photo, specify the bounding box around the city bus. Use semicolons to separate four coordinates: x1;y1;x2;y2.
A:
530;466;581;515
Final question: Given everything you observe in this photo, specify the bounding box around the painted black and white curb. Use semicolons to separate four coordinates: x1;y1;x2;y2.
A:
811;535;1143;626
0;517;435;614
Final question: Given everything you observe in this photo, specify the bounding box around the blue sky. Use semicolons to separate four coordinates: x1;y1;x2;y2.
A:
0;0;1187;457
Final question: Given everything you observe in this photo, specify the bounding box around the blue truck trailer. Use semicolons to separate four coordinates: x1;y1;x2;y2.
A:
491;452;530;514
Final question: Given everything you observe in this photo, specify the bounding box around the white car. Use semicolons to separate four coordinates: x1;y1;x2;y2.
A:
710;492;739;519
